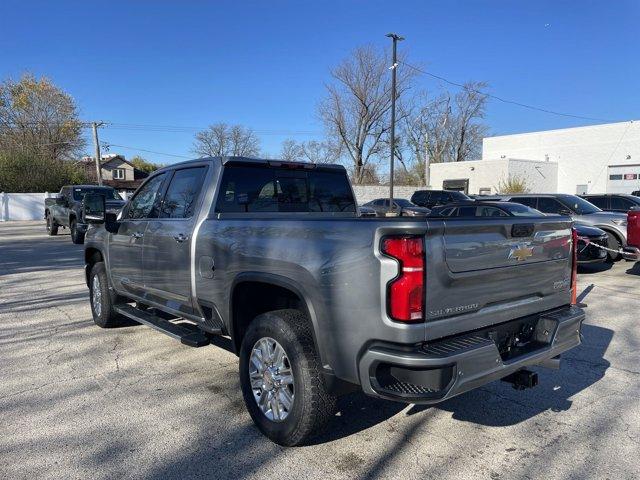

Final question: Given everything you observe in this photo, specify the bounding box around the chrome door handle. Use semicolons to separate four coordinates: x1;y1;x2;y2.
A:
131;232;144;239
173;233;189;243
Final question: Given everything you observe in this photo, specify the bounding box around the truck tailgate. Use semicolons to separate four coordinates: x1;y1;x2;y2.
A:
423;217;573;341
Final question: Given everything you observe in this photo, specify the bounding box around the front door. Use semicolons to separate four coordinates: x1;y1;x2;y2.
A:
143;166;208;314
108;172;168;296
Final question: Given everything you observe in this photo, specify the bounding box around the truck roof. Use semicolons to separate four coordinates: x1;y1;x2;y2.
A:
155;156;346;172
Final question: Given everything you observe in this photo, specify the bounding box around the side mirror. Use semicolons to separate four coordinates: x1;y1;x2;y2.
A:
559;209;573;216
83;193;105;224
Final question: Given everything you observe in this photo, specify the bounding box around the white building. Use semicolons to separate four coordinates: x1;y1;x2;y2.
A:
429;120;640;195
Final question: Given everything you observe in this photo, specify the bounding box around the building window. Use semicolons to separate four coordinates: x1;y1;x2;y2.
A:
113;168;126;180
609;174;623;180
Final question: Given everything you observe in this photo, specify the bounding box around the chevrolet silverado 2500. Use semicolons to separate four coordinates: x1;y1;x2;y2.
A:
82;157;585;446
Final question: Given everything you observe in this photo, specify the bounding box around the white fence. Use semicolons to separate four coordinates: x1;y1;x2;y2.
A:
0;187;418;222
0;191;131;222
352;185;420;205
0;192;51;222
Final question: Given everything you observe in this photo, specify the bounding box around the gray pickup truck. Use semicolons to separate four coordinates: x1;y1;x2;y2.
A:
44;185;125;244
82;157;584;446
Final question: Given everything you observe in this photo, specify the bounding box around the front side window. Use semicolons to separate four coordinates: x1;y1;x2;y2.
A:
215;165;356;213
537;197;567;214
127;173;166;219
510;197;538;209
160;167;207;218
477;206;509;217
559;195;601;215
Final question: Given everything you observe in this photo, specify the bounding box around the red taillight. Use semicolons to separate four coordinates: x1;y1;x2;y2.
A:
382;236;424;322
571;227;578;305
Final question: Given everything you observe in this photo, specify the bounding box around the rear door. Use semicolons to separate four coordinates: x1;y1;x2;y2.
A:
108;172;168;295
142;165;208;313
424;216;573;339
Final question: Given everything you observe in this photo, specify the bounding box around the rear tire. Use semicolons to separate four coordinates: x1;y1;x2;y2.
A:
239;309;336;446
46;213;58;236
605;232;621;262
70;218;85;244
89;262;123;328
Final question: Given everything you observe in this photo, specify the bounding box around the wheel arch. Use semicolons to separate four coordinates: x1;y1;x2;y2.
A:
596;225;626;246
84;247;104;286
229;273;322;361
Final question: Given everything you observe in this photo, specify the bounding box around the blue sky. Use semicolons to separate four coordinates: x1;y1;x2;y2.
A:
1;1;638;164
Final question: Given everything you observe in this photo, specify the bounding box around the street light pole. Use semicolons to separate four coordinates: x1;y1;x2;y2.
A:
386;33;404;214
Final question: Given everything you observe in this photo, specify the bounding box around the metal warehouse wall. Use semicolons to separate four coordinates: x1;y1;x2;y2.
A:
482;120;640;194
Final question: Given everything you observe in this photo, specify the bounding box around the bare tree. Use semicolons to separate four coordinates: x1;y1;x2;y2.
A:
318;45;415;184
280;139;303;161
449;81;489;163
0;74;85;160
193;123;260;157
400;82;489;184
279;138;340;164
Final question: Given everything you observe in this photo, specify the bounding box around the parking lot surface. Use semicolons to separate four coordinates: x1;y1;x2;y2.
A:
1;221;639;480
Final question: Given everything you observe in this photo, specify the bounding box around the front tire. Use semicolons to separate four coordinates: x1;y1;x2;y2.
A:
46;213;58;235
89;262;123;328
70;218;85;244
239;309;336;446
605;232;621;262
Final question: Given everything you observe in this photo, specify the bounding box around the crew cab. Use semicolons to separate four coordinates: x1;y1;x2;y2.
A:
44;185;125;244
82;157;584;446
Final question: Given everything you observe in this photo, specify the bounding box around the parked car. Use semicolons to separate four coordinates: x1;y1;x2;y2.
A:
44;185;125;244
82;156;584;446
574;225;609;264
361;198;430;216
358;205;377;217
410;189;471;209
430;200;542;218
499;193;631;261
579;193;640;213
430;201;608;264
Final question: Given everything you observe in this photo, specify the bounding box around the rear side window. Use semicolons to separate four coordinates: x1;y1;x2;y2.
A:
160;167;207;219
586;196;607;209
215;165;355;213
511;197;538;209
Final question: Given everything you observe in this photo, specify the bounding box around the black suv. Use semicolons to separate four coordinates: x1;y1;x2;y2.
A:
579;194;640;213
411;189;470;209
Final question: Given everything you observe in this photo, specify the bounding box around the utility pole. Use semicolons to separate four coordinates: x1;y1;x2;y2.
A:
91;122;104;186
386;32;404;214
424;132;430;187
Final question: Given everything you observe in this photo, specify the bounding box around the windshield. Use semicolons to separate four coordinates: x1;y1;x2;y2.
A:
501;203;544;217
73;187;122;201
394;199;414;207
559;195;601;215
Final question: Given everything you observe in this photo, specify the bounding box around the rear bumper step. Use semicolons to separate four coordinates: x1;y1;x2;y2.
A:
114;305;210;347
358;305;584;404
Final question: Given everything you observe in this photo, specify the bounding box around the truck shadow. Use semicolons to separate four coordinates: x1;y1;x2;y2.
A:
0;235;83;276
312;323;612;443
625;262;640;275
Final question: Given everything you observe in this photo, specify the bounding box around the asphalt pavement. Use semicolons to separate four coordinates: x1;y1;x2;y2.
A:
1;221;638;480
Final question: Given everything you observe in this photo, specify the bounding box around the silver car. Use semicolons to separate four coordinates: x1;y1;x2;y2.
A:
362;198;431;217
499;193;629;260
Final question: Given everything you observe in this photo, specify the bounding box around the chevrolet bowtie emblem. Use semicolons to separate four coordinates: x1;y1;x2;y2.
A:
509;244;534;261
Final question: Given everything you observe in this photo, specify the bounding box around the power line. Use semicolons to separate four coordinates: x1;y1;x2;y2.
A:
400;61;616;123
101;141;191;159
